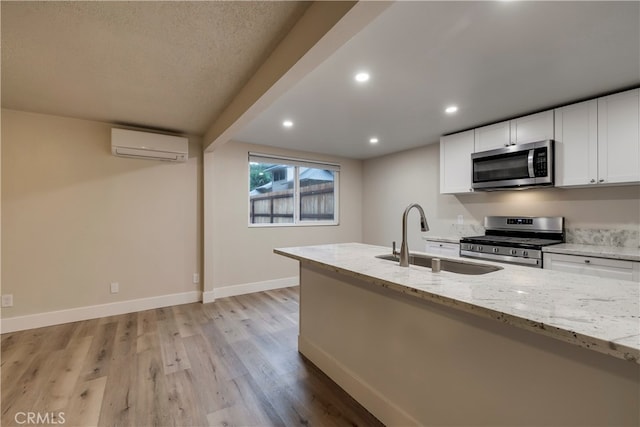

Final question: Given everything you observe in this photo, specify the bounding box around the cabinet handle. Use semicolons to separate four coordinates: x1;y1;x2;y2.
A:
590;179;596;183
584;259;591;264
599;179;605;183
504;143;510;147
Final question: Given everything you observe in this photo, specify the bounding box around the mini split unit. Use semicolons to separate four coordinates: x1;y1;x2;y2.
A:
111;128;188;162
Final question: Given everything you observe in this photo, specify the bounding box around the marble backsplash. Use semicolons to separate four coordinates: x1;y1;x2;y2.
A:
446;223;485;237
565;228;640;248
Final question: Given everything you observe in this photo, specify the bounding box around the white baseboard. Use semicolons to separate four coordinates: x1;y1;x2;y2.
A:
203;276;298;303
298;335;419;426
1;291;201;334
2;277;300;333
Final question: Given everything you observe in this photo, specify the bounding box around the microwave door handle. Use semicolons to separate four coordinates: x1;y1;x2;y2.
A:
527;149;535;177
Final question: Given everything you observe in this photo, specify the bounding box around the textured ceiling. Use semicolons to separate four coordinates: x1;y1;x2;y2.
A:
233;1;640;159
4;1;639;159
1;1;310;135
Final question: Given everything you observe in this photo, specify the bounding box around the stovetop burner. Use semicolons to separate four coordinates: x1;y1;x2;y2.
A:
461;235;564;249
459;216;565;268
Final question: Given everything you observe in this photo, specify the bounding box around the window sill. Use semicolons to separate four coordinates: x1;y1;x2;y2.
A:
248;221;340;228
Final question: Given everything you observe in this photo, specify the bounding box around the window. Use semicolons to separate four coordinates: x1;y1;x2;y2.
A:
248;153;339;226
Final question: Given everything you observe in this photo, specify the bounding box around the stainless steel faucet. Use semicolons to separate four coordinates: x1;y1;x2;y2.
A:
398;203;429;267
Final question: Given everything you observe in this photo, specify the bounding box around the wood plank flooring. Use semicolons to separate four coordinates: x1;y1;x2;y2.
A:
1;287;383;426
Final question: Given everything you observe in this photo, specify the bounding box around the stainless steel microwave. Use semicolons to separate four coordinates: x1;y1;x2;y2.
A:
471;140;554;190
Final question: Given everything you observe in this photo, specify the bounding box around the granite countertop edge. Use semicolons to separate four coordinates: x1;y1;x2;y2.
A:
274;243;640;365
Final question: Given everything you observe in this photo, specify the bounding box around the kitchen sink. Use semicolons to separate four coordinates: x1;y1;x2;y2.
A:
376;253;502;275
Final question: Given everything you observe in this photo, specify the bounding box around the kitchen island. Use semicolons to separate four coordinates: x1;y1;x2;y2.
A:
275;243;639;426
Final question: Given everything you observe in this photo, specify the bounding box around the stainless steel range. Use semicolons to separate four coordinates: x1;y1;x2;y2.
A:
460;216;564;268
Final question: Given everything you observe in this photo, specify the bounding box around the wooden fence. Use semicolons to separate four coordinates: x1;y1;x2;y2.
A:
250;182;335;224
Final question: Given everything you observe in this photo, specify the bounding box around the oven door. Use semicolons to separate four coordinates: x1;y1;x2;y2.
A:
472;140;553;190
460;248;543;268
459;242;543;268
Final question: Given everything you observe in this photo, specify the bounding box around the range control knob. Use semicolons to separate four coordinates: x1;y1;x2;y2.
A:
478;245;483;252
493;247;499;253
523;250;529;257
510;249;517;255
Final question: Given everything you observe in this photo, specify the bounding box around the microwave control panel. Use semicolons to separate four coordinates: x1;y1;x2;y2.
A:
533;148;548;177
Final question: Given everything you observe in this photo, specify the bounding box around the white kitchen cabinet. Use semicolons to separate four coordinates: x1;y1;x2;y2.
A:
510;110;554;145
555;89;640;187
439;130;474;194
425;240;460;257
597;88;640;185
474;121;510;151
474;110;554;152
554;99;599;186
544;252;639;282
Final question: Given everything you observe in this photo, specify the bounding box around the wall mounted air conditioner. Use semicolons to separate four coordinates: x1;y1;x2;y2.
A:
111;128;188;162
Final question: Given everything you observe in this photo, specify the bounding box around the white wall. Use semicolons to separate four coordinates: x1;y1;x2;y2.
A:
363;143;640;249
204;140;363;300
1;110;202;321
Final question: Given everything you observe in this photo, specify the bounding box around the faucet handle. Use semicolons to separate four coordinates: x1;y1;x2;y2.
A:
392;241;397;256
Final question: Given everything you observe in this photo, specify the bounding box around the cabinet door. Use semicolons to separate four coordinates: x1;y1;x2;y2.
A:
474;121;510;152
440;130;474;194
439;243;460;258
544;253;636;281
510;110;554;145
425;241;460;257
554;100;598;187
598;88;640;184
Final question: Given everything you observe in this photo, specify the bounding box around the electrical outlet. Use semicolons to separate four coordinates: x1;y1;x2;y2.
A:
1;294;14;308
457;215;464;225
110;282;119;294
193;273;200;284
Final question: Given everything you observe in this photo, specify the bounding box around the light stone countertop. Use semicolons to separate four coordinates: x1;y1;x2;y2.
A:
543;243;640;262
275;242;640;364
421;235;461;244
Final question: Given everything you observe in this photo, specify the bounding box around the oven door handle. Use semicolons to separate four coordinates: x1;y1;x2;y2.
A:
527;149;535;178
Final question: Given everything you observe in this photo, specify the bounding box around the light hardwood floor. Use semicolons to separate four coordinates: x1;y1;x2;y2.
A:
1;287;383;426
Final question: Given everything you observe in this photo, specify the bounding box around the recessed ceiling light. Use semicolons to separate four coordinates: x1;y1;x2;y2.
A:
355;72;370;83
369;137;379;144
282;120;293;128
445;105;458;114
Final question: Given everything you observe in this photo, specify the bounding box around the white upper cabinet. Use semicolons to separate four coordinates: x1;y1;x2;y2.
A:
440;130;474;194
474;111;554;152
441;88;639;193
474;121;510;152
509;110;554;145
555;89;639;188
554;99;598;186
597;88;640;185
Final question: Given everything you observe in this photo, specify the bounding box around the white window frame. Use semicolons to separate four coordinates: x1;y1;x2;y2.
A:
248;152;340;227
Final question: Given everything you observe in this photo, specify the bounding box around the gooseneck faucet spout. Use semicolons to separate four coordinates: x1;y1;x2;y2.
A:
399;203;429;267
